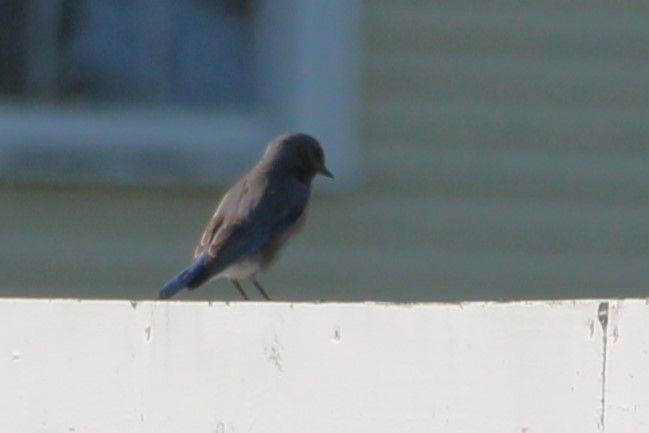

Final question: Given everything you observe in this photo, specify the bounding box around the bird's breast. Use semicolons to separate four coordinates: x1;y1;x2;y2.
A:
218;257;261;280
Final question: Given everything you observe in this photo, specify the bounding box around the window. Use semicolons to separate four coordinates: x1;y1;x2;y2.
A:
0;0;359;186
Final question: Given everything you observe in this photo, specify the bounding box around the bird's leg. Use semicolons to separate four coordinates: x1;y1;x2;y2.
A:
250;276;271;301
229;279;249;300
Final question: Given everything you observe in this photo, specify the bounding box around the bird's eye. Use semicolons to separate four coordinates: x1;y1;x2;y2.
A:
314;148;324;163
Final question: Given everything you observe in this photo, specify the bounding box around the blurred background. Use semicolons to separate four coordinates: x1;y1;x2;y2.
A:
1;0;648;302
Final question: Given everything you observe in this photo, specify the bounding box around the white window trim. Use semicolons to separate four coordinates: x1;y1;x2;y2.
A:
0;0;360;187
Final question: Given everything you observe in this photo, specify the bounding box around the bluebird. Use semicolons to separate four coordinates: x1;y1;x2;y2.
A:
158;133;333;300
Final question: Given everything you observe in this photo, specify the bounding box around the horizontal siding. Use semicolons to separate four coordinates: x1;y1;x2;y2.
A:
365;146;649;203
361;2;649;163
367;7;649;57
362;4;649;135
357;1;649;298
366;55;649;108
2;187;649;302
364;101;649;154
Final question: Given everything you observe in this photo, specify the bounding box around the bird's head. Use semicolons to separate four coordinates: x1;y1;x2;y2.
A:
264;133;334;181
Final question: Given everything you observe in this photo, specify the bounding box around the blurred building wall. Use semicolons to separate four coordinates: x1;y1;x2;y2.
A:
2;1;649;301
355;1;649;299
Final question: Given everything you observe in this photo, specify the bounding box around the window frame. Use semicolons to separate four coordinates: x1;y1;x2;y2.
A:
0;0;360;186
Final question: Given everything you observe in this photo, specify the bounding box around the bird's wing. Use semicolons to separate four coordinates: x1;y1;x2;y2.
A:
194;176;309;279
193;190;230;258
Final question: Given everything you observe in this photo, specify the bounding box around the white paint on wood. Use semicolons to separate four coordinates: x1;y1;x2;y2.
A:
0;299;622;432
604;301;649;432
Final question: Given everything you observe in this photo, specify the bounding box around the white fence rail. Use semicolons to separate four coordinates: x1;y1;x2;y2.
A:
0;299;646;432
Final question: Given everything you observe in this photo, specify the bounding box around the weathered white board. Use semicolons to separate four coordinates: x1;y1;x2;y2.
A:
604;300;649;432
0;299;616;432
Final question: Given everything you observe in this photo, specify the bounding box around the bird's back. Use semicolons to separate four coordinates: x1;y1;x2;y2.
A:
189;168;310;285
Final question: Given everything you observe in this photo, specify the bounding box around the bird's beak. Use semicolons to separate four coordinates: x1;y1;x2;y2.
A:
319;165;334;179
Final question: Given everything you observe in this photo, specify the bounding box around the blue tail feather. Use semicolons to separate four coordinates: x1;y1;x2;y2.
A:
158;257;207;299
